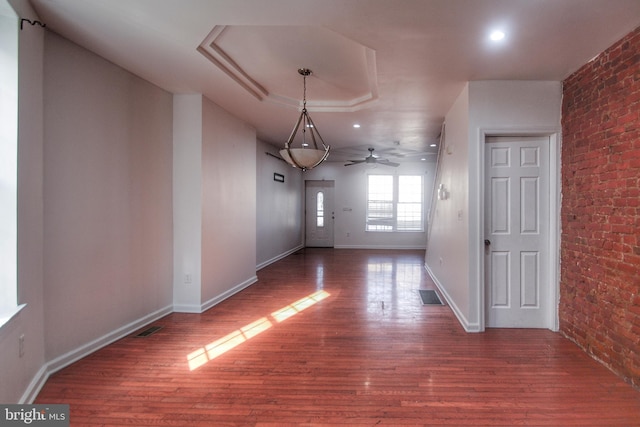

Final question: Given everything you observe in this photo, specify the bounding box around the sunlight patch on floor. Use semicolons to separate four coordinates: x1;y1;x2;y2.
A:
271;290;330;322
187;290;330;370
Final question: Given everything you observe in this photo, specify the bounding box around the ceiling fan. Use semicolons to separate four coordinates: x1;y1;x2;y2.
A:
344;148;400;167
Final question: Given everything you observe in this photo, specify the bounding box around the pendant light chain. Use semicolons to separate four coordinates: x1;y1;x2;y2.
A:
302;72;307;111
302;72;307;145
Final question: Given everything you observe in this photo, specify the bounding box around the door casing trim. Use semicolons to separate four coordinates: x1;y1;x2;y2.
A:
476;129;560;332
304;180;336;248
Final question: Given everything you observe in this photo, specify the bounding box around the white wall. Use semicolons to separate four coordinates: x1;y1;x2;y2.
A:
304;160;435;249
173;94;258;312
467;81;562;330
0;0;46;404
425;83;471;325
173;94;203;310
256;141;303;268
42;32;174;360
2;12;268;403
201;96;257;306
426;81;562;332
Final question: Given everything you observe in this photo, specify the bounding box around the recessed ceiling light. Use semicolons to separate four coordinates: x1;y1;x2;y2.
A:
421;158;426;161
490;30;505;41
353;124;361;128
430;143;437;147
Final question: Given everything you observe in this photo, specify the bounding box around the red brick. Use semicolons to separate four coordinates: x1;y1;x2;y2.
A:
561;25;640;386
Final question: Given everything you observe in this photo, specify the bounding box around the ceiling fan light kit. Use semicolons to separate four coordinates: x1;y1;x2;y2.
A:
280;68;330;171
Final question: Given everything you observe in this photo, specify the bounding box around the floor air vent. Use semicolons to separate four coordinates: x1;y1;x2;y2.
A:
134;326;162;337
418;289;444;305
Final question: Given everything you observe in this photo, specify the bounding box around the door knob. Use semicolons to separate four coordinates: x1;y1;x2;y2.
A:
484;239;491;246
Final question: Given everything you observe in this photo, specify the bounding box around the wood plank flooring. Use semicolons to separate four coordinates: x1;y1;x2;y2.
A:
36;249;640;426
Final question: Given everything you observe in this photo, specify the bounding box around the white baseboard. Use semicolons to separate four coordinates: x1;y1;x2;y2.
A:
24;274;263;402
171;303;202;313
173;276;260;314
335;245;427;250
19;364;48;404
423;263;481;333
46;305;174;374
256;245;304;271
201;276;258;313
22;304;173;403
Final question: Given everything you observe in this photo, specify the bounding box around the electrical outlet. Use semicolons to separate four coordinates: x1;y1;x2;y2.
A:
19;334;24;358
184;274;192;284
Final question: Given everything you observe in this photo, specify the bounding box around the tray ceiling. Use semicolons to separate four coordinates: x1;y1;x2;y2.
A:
199;25;378;111
27;0;640;162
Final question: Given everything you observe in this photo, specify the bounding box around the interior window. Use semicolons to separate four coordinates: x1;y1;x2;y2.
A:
366;174;423;232
366;175;393;231
397;175;423;231
316;191;324;228
0;3;19;322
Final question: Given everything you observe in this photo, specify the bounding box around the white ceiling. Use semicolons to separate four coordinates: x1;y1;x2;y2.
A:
29;0;640;163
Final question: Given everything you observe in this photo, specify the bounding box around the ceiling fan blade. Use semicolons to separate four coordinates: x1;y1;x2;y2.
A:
344;159;366;166
378;160;400;167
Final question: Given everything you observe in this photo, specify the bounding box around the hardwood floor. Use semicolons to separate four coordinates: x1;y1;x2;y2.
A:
36;249;640;426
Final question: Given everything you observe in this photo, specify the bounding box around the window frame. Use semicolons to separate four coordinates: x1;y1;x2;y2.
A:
0;2;20;330
365;173;424;232
316;191;325;228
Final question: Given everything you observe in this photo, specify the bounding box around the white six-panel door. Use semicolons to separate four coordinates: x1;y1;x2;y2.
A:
485;136;550;328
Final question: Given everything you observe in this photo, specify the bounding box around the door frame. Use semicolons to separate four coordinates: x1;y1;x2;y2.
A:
304;180;335;248
476;129;560;332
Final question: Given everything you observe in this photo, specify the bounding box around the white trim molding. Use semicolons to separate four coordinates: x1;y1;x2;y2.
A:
257;245;303;271
335;245;427;250
476;128;561;332
200;276;258;313
21;304;173;403
424;263;482;333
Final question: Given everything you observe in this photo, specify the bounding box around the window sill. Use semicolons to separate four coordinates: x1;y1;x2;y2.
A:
365;230;425;233
0;304;27;333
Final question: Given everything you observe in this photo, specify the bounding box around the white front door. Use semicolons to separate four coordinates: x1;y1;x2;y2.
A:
305;180;335;247
485;136;550;328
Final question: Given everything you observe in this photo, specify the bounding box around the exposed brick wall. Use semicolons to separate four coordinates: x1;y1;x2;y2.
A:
561;26;640;387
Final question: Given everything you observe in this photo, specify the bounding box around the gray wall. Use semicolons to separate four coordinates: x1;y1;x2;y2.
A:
0;0;45;404
304;160;436;249
256;141;303;269
42;32;174;361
